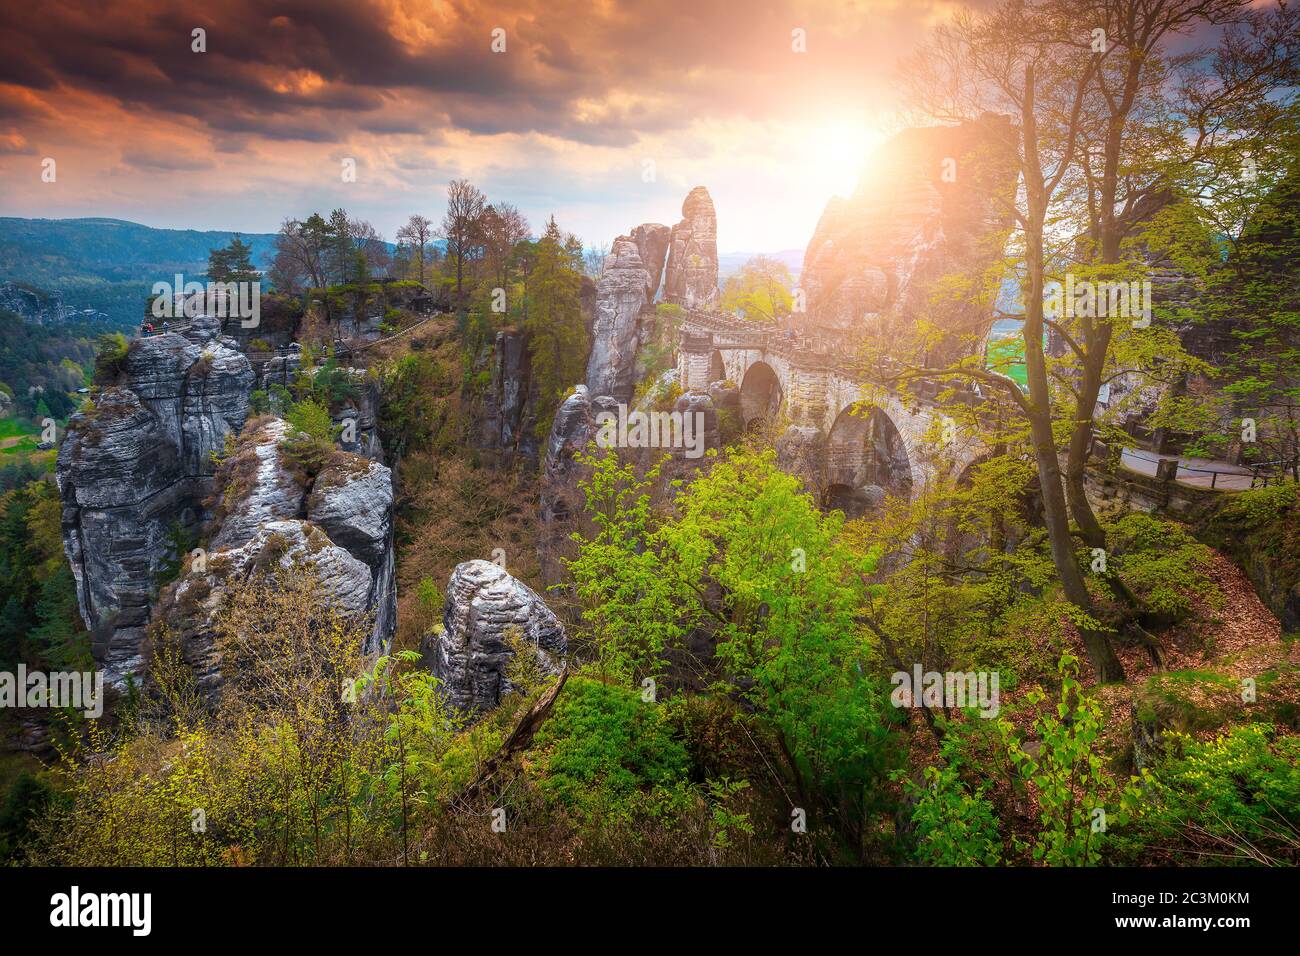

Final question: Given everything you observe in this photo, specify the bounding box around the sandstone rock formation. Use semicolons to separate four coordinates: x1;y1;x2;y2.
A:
585;189;716;404
154;418;396;702
664;187;720;310
537;385;619;584
423;559;566;715
631;223;671;299
58;314;396;694
799;115;1016;361
0;281;67;325
586;237;652;402
58;328;253;684
480;329;540;466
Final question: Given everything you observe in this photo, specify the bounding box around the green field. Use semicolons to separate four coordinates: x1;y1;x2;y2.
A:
986;335;1029;388
0;416;55;468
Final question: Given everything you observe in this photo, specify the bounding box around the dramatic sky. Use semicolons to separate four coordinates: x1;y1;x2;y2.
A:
0;0;1016;253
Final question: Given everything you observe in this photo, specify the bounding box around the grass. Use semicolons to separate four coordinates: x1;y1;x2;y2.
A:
0;416;54;468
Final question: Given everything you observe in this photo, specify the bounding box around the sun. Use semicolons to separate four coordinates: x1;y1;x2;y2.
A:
807;118;887;200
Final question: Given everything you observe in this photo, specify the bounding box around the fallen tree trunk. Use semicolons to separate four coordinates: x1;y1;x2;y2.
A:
453;667;569;807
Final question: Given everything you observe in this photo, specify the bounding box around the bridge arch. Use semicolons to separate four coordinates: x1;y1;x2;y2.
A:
826;403;915;502
708;349;727;384
739;360;783;428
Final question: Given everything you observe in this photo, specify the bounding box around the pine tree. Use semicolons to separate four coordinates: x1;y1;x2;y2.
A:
524;216;589;437
207;235;259;284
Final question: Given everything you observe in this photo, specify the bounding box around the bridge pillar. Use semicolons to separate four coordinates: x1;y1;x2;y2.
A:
679;331;713;392
785;365;831;429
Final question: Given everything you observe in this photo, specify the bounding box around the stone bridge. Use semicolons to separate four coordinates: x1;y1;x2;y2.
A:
676;309;986;505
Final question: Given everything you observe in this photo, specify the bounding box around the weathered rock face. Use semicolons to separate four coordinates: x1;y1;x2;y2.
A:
163;519;377;701
583;189;716;406
0;281;66;324
708;381;742;444
308;458;394;567
540;386;601;526
586;237;652;403
58;314;397;694
664;187;719;310
631;223;671;300
154;418;396;702
209;419;302;550
799;115;1016;360
538;385;618;585
776;424;828;500
58;329;254;684
480;329;540;467
422;560;566;715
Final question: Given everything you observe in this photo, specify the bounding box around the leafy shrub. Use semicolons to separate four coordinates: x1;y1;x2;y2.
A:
1116;723;1300;865
280;398;338;479
531;674;692;825
995;654;1133;865
909;761;1002;866
91;332;129;385
285;398;336;442
1101;512;1219;620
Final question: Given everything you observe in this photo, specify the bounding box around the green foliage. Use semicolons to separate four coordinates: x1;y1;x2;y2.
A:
92;331;130;385
280;398;339;479
0;769;56;863
531;674;692;825
297;357;359;407
1100;512;1220;620
568;445;903;849
0;308;94;421
720;256;794;323
566;451;678;681
524;217;589;438
909;760;1002;866
705;777;754;850
0;480;87;670
995;654;1130;865
1117;723;1300;865
285;397;336;442
207;235;260;285
378;353;455;460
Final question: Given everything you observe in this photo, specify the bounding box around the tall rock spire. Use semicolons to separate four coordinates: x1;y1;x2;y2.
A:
664;186;719;310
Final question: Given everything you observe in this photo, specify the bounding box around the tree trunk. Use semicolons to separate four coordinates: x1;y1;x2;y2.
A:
1019;86;1124;682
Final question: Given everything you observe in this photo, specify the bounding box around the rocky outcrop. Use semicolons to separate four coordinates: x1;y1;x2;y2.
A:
209;419;302;550
708;381;742;444
422;560;566;715
799;115;1016;361
154;418;396;702
586;237;653;403
631;223;671;300
308;458;393;567
480;329;540;467
664;187;719;310
58;328;253;685
584;190;716;405
776;424;828;499
58;310;396;694
0;281;65;325
538;385;617;585
540;386;604;525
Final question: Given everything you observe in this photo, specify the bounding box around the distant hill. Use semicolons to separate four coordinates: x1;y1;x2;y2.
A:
0;218;280;326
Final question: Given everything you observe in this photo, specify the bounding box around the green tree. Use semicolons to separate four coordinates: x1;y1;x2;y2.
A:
568;446;901;853
721;255;794;323
207;235;259;285
524;216;589;437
